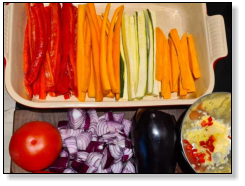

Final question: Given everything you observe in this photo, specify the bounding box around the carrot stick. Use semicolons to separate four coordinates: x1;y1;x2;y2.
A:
86;7;103;102
88;56;95;98
113;6;124;98
181;33;196;93
161;32;171;99
87;3;101;43
156;27;164;81
107;91;115;98
188;34;201;79
169;38;179;92
84;17;88;38
179;76;187;98
107;6;123;94
76;5;86;102
82;17;92;93
100;3;111;95
97;15;102;29
170;29;191;90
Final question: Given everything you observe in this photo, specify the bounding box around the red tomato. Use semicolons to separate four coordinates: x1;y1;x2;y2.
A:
9;121;62;172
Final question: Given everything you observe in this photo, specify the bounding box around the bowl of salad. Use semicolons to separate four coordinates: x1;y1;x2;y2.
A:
180;92;231;173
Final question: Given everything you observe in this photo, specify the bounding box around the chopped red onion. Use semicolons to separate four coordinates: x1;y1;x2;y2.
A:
113;158;122;163
97;118;109;136
105;112;125;123
77;151;89;161
78;162;90;173
123;148;133;162
106;121;124;134
109;145;123;160
77;132;92;150
107;111;114;121
63;168;76;173
92;134;98;141
111;161;123;173
68;109;86;129
101;148;114;169
71;159;86;172
64;137;78;159
84;114;90;131
86;166;97;173
60;149;69;158
99;114;106;120
122;119;132;137
122;161;135;173
49;157;69;173
86;152;103;168
88;109;99;123
60;129;82;140
58;121;69;131
88;122;98;136
96;164;112;173
86;141;106;153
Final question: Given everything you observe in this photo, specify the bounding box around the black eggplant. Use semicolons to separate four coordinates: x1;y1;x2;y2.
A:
131;109;177;173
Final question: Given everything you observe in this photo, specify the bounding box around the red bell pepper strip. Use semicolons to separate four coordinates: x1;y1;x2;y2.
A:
67;58;78;97
39;64;47;100
56;70;70;97
23;21;33;98
69;4;77;87
50;3;61;87
27;5;46;85
26;4;32;59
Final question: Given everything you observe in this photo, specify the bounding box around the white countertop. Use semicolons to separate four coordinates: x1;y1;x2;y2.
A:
4;86;15;173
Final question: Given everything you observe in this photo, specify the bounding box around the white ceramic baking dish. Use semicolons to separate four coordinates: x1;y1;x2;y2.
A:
4;3;228;108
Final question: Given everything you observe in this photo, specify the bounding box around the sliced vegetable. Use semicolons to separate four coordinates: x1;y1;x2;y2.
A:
100;3;112;94
122;161;135;173
122;119;132;137
119;30;128;100
76;5;86;101
63;168;76;173
169;38;179;92
135;11;147;99
86;6;104;102
64;136;78;159
68;109;86;129
144;9;154;95
113;6;124;99
111;161;123;173
122;13;136;100
77;132;92;150
60;149;69;158
49;157;69;173
123;148;133;162
170;29;191;90
86;152;103;168
77;151;89;162
109;145;123;160
86;141;106;153
155;27;163;82
188;34;201;79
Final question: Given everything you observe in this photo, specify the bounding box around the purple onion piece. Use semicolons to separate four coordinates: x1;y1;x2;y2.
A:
60;149;69;158
71;159;86;172
64;136;78;159
107;111;114;121
77;151;89;161
60;129;82;140
106;121;124;134
97;118;109;136
77;132;92;150
78;163;90;173
113;158;122;164
111;161;123;173
86;152;103;168
84;114;90;131
87;109;99;123
99;114;106;120
68;109;86;130
109;145;123;160
92;134;98;141
96;164;112;173
63;168;76;173
49;157;69;173
101;148;114;170
58;121;69;131
86;166;97;173
122;119;132;137
123;148;133;162
125;139;132;149
86;141;106;153
88;122;98;136
122;161;135;173
105;113;125;123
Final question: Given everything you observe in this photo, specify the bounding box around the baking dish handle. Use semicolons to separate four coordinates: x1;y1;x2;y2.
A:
4;3;10;62
207;15;228;65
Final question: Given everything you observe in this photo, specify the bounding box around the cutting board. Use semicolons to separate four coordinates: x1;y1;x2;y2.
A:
10;108;186;173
